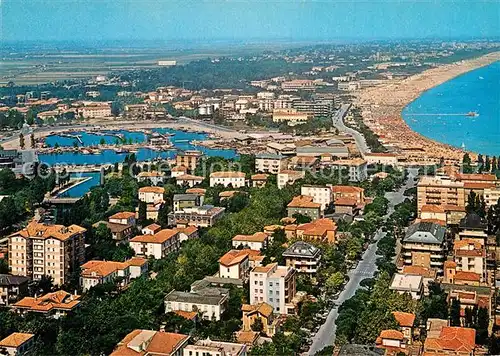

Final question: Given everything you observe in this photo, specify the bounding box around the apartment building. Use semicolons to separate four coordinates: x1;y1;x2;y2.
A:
281;79;315;91
249;263;296;315
136;171;166;185
173;194;202;212
209;171;246;188
277;170;305;189
458;213;488;244
292;99;334;117
175;174;204;187
330;159;368;182
168;205;225;228
255;153;287;174
332;185;365;205
164;287;229;321
232;232;269;251
79;104;111;118
287;195;322;220
389;273;424;300
183;339;247;356
452;239;486;282
484;186;500;208
0;333;35;356
282;241;321;274
129;229;180;259
80;257;148;291
285;218;337;245
111;330;189;356
300;185;333;211
272;109;312;126
8;222;86;286
0;274;29;307
218;249;261;280
138;186;165;204
417;176;465;215
401;222;446;274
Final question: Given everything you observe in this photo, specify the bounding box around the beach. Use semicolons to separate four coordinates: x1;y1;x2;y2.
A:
355;51;500;163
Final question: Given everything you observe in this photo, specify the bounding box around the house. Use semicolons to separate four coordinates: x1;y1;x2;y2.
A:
389;273;424;299
0;332;35;356
109;211;136;226
251;174;269;188
185;187;206;196
453;239;486;282
173;194;202;212
282;241;321;274
168;205;225;228
137;171;166;185
285;218;337;244
287;195;321;220
249;263;296;315
330;159;368;182
12;290;81;318
375;330;408;354
210;171;246;188
457;213;488;244
165;287;229;321
364;152;399;165
176;150;203;171
232;232;269;251
332;185;365;205
255;153;286;174
300;185;333;211
219;250;253;280
175;174;204;187
171;165;189;178
8;222;86;286
174;226;199;242
334;197;359;215
138;186;165;204
401;221;446;273
80;257;148;291
110;330;189;356
183;339;247;356
392;311;415;341
277;170;305;189
0;274;29;306
401;266;437;295
93;220;134;241
235;331;260;347
141;223;162;235
129;229;180;259
424;326;476;355
242;302;279;337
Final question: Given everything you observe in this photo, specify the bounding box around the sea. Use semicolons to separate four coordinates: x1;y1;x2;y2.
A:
402;61;500;156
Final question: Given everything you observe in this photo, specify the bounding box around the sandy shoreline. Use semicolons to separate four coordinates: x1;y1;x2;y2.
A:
355;51;500;163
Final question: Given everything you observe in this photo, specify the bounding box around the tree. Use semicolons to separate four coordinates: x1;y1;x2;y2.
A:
157;203;169;227
30;134;35;149
325;271;344;293
19;133;25;149
251;317;264;333
138;201;147;222
485;156;491;172
292;213;312;224
476;307;489;345
449;298;461;326
99;138;106;145
462;153;473;173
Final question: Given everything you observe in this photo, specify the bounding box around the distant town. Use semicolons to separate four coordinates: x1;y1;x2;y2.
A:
0;40;499;356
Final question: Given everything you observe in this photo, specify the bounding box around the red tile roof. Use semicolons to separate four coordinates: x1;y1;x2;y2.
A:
424;326;475;354
392;311;415;328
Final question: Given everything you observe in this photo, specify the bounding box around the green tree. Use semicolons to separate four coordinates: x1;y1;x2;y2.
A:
138;201;147;222
251;317;264;333
19;133;25;149
462;153;473;173
325;272;344;293
30;134;35;149
449;298;461;326
157;203;169;227
99;138;106;145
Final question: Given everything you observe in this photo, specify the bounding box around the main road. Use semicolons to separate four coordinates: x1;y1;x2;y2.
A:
331;103;370;155
308;169;418;355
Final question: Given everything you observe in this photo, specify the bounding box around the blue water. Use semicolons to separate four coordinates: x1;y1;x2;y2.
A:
57;172;101;198
40;128;237;166
402;61;500;156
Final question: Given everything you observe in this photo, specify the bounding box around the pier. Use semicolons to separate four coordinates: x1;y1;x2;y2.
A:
59;133;83;144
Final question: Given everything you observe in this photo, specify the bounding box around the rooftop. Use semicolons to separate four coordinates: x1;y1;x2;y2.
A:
424;326;475;354
109;211;136;220
130;229;178;244
110;329;189;356
287;195;321;209
282;241;321;258
392;311;415;328
390;273;423;292
10;222;86;242
0;333;35;348
242;302;273;318
13;290;81;312
232;232;268;243
138;186;165;194
210;171;246;178
165;288;227;305
404;221;446;245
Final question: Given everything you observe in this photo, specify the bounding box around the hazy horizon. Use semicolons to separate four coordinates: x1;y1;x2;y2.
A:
3;0;499;43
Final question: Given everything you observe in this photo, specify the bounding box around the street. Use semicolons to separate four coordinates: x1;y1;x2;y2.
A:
331;104;370;155
307;169;418;355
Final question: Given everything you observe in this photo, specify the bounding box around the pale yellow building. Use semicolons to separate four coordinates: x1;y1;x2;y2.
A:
417;176;465;215
272;109;312;126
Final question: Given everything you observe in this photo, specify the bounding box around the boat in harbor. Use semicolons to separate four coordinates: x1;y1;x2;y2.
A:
466;111;479;117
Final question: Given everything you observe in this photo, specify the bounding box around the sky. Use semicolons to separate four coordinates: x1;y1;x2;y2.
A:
2;0;499;43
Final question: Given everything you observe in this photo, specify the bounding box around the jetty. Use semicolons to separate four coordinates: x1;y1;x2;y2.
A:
59;133;83;144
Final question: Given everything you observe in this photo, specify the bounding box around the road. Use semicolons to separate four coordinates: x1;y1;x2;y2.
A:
331;103;370;155
308;169;418;355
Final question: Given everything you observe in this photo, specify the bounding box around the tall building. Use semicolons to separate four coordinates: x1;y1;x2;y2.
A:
417;176;465;215
8;222;86;286
292;99;335;117
175;150;203;172
255;153;287;174
249;263;296;315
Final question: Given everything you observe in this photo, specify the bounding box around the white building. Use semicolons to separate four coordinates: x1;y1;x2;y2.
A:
108;211;136;226
363;153;399;166
300;185;333;211
209;171;246;188
249;263;297;315
137;171;166;185
79;105;111;118
219;250;251;280
164;288;228;321
389;273;424;300
183;339;247;356
331;159;368;182
176;174;204;187
484;187;500;208
232;232;269;251
255;153;286;174
277;170;305;189
138;186;165;204
129;229;180;259
0;333;35;356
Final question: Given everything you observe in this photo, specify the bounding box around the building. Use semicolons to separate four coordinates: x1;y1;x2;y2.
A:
296;145;349;158
417;176;465;215
285;218;337;244
164;287;229;321
300;185;333;211
0;274;29;307
173;194;202;212
255;153;286;174
330;159;368;182
272;109;312;126
176;151;203;172
110;330;189;356
282;241;321;274
292;99;334;117
281;80;315;91
277;170;305;189
251;174;269;188
8;222;86;286
389;273;424;299
168;205;225;228
209;171;246;188
137;171;167;185
183;339;247;356
484;186;500;208
363;152;399;166
249;263;296;315
453;239;486;282
420;205;447;222
80;257;148;291
176;174;204;187
109;211;136;226
287;195;322;220
138;186;165;204
424;326;476;355
375;330;408;354
0;333;35;356
12;290;81;318
130;229;180;259
332;185;365;205
337;82;359;91
458;213;488;244
401;221;446;273
79;105;111;118
401;265;437;295
174;226;199;242
334;197;359;215
171;165;189;178
242;302;278;337
0;149;39;175
218;249;253;280
392;311;416;341
232;232;269;251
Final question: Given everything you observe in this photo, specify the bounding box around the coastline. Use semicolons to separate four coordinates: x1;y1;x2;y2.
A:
355;51;500;163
